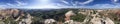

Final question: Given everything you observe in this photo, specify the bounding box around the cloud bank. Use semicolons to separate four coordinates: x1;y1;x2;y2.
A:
0;0;120;9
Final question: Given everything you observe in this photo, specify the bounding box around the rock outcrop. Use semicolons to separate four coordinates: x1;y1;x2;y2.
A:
78;10;115;24
0;9;119;24
64;10;76;23
44;19;56;24
19;14;33;24
0;9;33;24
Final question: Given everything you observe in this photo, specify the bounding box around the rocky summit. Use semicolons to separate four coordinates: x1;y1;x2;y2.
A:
0;8;120;24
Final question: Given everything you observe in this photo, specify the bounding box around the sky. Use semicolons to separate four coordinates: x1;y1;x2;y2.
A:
0;0;120;9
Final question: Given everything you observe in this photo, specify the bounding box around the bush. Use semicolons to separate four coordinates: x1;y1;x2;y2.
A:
71;13;86;22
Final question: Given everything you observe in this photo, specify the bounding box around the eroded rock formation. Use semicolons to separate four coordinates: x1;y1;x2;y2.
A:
0;9;33;24
64;10;75;23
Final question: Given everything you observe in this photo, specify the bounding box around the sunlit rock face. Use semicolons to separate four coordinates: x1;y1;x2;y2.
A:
0;9;33;24
65;10;75;21
90;14;114;24
44;19;56;24
90;17;114;24
77;9;116;24
0;9;21;19
19;14;33;24
11;9;20;18
64;10;82;24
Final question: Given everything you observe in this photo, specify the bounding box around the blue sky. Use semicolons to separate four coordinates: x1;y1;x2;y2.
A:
0;0;120;9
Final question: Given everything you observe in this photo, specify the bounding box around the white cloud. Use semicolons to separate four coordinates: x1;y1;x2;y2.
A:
34;0;52;5
79;4;120;9
61;0;69;4
0;5;6;8
20;0;61;9
20;4;60;9
6;3;15;7
92;4;115;8
111;0;120;4
16;1;27;6
60;0;94;5
57;2;120;8
113;0;119;2
56;4;120;9
79;0;94;5
1;1;27;8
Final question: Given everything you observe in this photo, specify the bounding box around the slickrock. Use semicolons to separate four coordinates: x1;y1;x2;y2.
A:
64;10;76;23
90;10;114;24
44;19;56;24
0;9;34;24
90;17;114;24
11;9;20;18
19;14;33;24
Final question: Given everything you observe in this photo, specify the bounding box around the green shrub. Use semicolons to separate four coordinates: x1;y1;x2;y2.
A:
71;13;86;22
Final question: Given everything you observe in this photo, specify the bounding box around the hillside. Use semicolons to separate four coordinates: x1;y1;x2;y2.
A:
0;8;119;24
